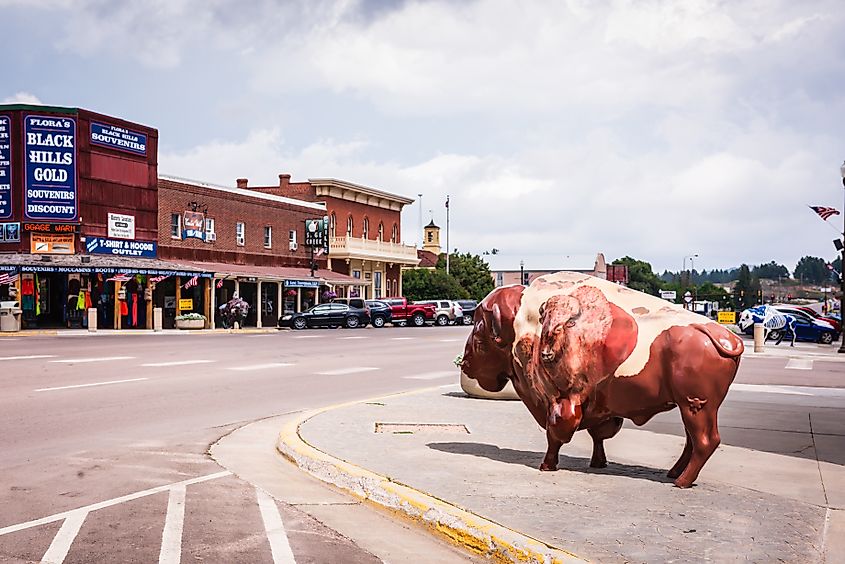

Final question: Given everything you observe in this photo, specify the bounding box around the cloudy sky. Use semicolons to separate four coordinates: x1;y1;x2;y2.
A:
2;0;843;274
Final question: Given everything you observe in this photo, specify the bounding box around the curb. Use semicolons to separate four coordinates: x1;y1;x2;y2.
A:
4;328;281;337
276;392;586;564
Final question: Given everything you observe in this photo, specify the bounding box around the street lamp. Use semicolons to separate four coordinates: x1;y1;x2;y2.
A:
838;161;845;353
683;254;698;309
520;260;525;286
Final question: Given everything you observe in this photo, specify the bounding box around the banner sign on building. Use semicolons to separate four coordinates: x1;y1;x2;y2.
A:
182;210;205;240
1;222;20;242
31;233;75;254
23;222;79;234
24;115;77;221
0;116;11;219
304;217;326;247
108;212;135;240
86;237;157;258
284;279;320;288
90;122;147;156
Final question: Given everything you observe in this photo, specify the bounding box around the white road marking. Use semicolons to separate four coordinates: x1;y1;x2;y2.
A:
293;335;320;339
49;356;135;364
256;488;296;564
158;485;186;564
339;336;368;340
439;339;462;342
316;367;379;376
35;378;149;392
391;337;415;341
141;360;215;367
40;511;88;564
404;371;456;380
730;383;845;397
785;359;813;370
0;338;20;341
228;363;294;371
0;471;231;536
0;355;56;361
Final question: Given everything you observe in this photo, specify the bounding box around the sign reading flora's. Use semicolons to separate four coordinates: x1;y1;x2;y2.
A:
24;115;77;221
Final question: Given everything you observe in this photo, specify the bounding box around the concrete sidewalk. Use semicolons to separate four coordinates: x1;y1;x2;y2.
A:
277;385;843;563
2;327;281;337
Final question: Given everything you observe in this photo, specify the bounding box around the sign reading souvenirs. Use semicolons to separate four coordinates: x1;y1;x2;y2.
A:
86;237;157;258
304;217;327;247
90;122;147;156
1;222;20;242
182;210;205;240
24;115;77;221
31;233;75;254
23;222;79;234
108;212;135;240
0;116;11;219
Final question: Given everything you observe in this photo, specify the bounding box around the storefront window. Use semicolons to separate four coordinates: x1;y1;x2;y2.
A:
374;271;382;298
171;214;181;239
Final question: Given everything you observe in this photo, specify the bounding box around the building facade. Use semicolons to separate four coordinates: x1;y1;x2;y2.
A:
488;253;609;287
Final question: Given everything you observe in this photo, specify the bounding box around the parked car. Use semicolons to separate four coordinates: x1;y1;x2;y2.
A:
382;297;436;327
786;306;842;333
739;306;840;344
456;299;478;325
414;300;462;326
279;303;370;330
364;300;392;328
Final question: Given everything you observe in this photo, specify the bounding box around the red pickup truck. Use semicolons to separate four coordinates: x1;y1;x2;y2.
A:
382;297;436;327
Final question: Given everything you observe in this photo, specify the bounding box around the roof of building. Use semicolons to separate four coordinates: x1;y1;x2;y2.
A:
484;253;602;272
159;175;326;212
417;249;439;268
309;178;415;206
426;220;439;228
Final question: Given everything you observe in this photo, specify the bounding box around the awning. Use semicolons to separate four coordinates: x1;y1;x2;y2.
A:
177;260;360;286
0;254;213;277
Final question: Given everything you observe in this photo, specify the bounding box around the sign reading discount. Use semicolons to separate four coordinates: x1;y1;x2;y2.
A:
24;115;77;221
0;116;11;219
90;122;147;156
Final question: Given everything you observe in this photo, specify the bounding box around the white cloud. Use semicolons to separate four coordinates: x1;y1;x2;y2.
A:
2;92;43;104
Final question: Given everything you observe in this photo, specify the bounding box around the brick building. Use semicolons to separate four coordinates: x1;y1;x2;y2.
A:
246;175;420;299
488;253;610;286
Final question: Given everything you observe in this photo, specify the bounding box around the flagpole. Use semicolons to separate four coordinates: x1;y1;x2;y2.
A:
446;194;450;275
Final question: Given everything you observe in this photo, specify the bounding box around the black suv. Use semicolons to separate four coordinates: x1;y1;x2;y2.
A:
365;300;393;328
456;299;478;325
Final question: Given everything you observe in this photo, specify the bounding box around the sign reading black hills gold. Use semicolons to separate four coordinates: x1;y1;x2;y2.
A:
23;222;80;234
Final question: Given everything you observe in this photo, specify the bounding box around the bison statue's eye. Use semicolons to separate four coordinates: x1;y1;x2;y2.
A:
565;320;576;328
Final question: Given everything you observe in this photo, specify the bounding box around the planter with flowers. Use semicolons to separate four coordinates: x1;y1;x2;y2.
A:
175;313;207;330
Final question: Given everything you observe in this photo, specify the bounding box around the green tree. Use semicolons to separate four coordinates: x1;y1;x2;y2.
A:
436;252;494;301
612;257;663;295
833;256;842;276
732;264;761;309
401;269;469;302
696;282;731;305
752;261;790;280
793;256;829;284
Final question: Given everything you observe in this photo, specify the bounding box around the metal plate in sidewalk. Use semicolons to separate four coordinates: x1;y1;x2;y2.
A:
374;423;469;435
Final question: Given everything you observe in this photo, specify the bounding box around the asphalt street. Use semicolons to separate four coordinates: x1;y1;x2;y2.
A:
0;327;842;563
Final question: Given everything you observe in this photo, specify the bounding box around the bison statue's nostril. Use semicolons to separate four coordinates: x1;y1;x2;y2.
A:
541;348;555;362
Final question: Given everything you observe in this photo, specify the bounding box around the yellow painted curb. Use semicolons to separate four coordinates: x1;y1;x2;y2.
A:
277;390;587;564
3;330;58;337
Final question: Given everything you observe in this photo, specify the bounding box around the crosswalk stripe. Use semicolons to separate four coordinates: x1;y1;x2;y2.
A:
227;363;294;372
0;355;56;361
256;489;296;564
40;511;88;564
158;485;186;564
785;359;813;370
49;356;135;364
141;360;214;367
316;367;378;376
0;471;231;537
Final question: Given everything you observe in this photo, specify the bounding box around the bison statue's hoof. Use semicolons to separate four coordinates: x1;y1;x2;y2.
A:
589;459;608;469
539;462;558;472
673;478;695;489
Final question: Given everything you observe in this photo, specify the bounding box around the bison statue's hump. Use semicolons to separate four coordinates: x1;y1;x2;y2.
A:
513;272;743;378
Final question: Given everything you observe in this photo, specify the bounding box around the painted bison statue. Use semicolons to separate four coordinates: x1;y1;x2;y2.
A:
461;272;744;488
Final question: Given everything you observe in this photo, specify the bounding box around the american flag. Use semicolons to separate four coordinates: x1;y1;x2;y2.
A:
182;276;198;289
149;275;169;283
810;205;840;221
106;273;131;282
216;279;224;289
0;272;18;285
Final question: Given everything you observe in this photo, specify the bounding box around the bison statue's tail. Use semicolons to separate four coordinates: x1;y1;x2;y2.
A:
695;323;745;359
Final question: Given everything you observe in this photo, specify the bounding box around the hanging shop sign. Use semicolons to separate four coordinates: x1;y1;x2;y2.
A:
31;233;75;254
0;116;11;219
24;115;77;221
179;298;193;311
304;217;327;247
23;222;79;234
284;279;320;288
108;212;135;240
86;237;157;258
90;122;147;157
1;222;20;242
182;210;205;240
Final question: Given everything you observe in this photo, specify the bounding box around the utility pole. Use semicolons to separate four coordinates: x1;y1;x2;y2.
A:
839;161;845;353
445;194;450;275
417;193;423;247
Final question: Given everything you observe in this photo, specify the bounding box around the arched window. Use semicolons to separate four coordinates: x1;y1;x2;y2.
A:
378;222;384;241
330;212;336;238
346;215;353;236
363;217;369;239
391;223;398;243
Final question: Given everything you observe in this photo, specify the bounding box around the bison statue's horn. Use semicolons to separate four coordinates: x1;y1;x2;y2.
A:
491;303;503;345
